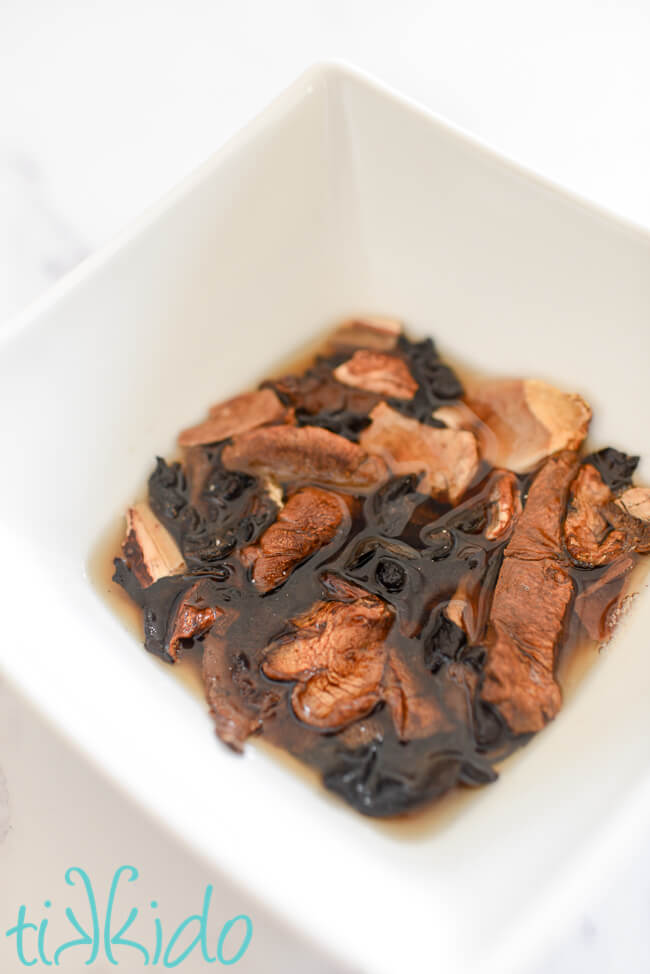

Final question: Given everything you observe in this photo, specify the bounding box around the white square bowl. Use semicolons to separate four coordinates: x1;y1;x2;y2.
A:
1;62;649;974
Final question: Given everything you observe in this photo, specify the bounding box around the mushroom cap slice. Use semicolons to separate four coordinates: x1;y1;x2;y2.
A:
241;487;351;592
334;350;418;400
329;316;402;351
359;402;479;503
465;378;591;472
222;424;387;491
178;388;286;447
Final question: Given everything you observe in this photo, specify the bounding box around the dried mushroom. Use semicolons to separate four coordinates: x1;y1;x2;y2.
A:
465;378;591;472
111;319;650;818
359;402;479;503
178;388;286;447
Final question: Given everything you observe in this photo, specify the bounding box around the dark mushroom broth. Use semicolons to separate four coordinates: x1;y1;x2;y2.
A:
92;317;650;820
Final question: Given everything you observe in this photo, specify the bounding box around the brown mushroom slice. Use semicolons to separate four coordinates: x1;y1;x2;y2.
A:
485;470;522;541
222;424;387;491
465;378;591;472
483;558;572;733
334;350;418;400
359;402;479;503
167;583;224;661
241;487;350;592
329;316;402;352
202;628;264;752
564;465;629;566
482;451;580;733
263;579;394;731
433;402;500;465
506;450;580;560
574;556;635;642
383;651;446;740
178;388;286;447
122;502;184;587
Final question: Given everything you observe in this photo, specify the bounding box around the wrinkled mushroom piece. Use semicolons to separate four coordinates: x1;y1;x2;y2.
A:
222;424;387;491
166;582;223;661
359;402;479;503
482;451;580;733
263;577;394;730
564;465;629;566
178;388;286;447
334;350;418;400
241;487;351;592
465;378;591;472
122;502;184;587
564;469;650;567
329;316;402;352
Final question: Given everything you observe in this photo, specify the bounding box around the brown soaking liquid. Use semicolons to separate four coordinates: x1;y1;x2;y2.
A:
88;320;650;826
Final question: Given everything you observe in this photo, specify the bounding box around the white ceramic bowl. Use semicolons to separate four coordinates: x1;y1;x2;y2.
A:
1;63;649;974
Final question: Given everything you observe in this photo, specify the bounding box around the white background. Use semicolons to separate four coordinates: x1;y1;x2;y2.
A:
1;1;649;971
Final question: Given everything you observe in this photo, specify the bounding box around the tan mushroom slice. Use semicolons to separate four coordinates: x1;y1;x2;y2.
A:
334;350;418;400
178;388;286;447
241;487;351;593
121;502;184;587
221;425;387;491
482;451;580;733
465;378;591;472
359;402;479;503
263;577;394;731
329;316;403;352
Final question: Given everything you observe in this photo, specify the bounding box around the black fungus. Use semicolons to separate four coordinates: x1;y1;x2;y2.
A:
385;335;464;427
584;446;639;493
423;611;467;673
376;558;407;593
425;529;454;560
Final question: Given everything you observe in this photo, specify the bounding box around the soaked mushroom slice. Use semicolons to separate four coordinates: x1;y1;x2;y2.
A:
383;651;445;740
482;451;580;733
564;469;650;566
485;471;522;541
166;582;223;661
121;502;184;586
465;378;591;472
202;629;266;752
334;350;418;400
483;558;572;733
564;464;629;566
222;425;387;490
359;402;479;503
263;577;393;730
178;388;286;447
241;487;351;592
574;556;635;642
329;316;403;351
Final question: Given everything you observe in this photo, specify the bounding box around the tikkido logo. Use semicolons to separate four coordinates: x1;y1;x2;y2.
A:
5;866;253;967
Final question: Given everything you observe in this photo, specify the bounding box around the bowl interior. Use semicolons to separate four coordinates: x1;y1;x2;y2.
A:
1;64;649;974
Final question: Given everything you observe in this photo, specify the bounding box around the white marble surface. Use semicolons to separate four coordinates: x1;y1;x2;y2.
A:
1;1;649;971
